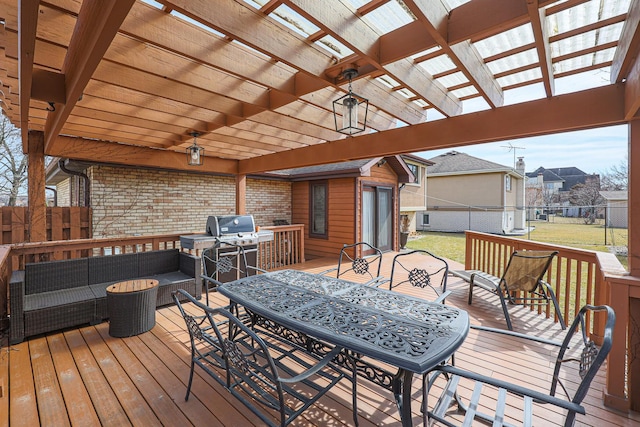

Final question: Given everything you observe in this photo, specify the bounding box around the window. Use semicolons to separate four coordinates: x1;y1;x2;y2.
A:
309;181;328;238
505;175;512;192
407;163;420;184
422;213;430;226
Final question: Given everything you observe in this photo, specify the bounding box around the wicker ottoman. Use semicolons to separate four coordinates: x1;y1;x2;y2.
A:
106;279;159;338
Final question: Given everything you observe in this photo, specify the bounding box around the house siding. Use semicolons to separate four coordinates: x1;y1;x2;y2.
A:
292;178;357;259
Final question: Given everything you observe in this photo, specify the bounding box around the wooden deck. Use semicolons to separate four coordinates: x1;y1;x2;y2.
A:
2;253;639;426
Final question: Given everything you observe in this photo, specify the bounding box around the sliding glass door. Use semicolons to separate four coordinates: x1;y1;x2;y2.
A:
362;186;393;252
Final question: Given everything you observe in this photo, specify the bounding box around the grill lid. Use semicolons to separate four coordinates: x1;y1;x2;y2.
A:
206;215;256;236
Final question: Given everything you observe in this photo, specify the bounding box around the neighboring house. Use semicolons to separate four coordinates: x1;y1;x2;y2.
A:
526;166;600;205
270;156;412;259
600;191;628;228
423;151;526;234
399;154;433;233
47;156;412;259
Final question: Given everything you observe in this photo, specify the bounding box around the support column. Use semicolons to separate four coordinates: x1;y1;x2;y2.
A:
27;130;47;242
236;174;246;215
630;121;640;276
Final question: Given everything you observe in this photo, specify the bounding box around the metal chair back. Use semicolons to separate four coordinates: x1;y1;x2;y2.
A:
335;242;383;283
389;249;449;302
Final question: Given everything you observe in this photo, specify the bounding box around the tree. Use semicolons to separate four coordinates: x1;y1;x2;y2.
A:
600;157;628;191
569;177;603;224
0;115;27;206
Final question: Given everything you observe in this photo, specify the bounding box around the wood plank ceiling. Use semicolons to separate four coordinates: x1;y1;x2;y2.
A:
1;0;639;175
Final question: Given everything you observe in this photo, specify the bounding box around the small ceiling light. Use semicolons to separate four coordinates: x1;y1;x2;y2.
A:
186;131;204;166
333;68;368;136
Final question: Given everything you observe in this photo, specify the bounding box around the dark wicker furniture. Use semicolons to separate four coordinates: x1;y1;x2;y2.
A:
107;279;159;337
9;249;201;344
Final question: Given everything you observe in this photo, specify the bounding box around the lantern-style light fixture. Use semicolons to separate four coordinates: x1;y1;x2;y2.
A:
186;131;204;166
333;68;368;136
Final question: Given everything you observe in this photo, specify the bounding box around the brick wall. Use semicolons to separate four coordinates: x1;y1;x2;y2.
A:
56;179;71;207
84;165;291;238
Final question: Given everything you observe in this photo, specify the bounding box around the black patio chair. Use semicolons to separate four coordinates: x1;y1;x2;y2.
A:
319;242;385;286
424;304;615;427
172;289;232;394
201;240;264;306
389;249;450;303
208;302;358;426
452;250;566;330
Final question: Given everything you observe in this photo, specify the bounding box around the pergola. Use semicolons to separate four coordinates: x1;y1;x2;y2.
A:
1;0;640;413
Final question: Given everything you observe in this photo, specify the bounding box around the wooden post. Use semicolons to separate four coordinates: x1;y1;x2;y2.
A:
630;122;640;276
27;131;47;242
236;174;246;215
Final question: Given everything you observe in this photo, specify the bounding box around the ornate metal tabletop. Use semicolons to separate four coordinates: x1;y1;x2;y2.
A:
218;269;469;374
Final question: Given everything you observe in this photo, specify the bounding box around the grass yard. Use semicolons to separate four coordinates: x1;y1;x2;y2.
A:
408;218;629;269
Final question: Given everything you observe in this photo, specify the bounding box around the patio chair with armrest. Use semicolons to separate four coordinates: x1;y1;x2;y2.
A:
172;289;358;427
452;250;566;331
424;304;615;427
389;249;451;303
201;240;265;306
318;242;385;286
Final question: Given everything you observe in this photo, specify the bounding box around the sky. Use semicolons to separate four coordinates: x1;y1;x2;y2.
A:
416;124;628;176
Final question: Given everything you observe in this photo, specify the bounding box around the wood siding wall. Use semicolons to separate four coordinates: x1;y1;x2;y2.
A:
292;178;357;259
291;162;400;259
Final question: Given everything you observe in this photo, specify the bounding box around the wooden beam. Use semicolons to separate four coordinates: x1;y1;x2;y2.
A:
27;130;47;242
18;0;40;150
47;135;239;175
611;0;640;83
625;50;640;120
527;0;555;98
629;120;640;276
239;84;625;173
31;68;66;104
43;0;135;152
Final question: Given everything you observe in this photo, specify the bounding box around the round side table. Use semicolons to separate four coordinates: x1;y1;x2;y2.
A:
107;279;159;338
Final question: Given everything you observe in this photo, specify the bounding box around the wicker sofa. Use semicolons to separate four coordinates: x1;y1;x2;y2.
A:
9;249;201;344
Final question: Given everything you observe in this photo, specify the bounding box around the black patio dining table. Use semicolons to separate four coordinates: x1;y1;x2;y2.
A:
217;269;470;426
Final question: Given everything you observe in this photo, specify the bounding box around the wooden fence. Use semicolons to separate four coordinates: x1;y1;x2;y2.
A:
0;206;92;244
258;224;305;270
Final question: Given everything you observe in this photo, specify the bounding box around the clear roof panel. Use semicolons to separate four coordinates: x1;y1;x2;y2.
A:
360;1;416;35
270;4;320;37
436;71;469;89
550;23;624;60
474;24;535;59
503;82;546;106
315;35;354;59
417;54;457;76
549;0;631;37
396;88;416;99
486;48;539;75
450;86;478;98
376;75;401;89
497;68;542;88
555;69;611;95
554;47;617;74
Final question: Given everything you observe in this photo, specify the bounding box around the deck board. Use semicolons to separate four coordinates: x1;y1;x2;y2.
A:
2;252;640;426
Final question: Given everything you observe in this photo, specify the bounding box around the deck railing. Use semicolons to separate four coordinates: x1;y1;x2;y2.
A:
0;227;306;322
258;224;305;270
463;231;626;339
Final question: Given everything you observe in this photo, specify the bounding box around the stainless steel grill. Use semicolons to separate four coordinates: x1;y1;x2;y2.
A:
180;215;274;250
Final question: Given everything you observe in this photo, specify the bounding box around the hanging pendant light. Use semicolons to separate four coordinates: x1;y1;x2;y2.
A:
333;68;368;136
186;131;204;166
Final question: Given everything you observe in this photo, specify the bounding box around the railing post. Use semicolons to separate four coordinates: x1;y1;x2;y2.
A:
464;231;473;269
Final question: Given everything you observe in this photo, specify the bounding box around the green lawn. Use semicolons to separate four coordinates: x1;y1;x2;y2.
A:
408;218;629;269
